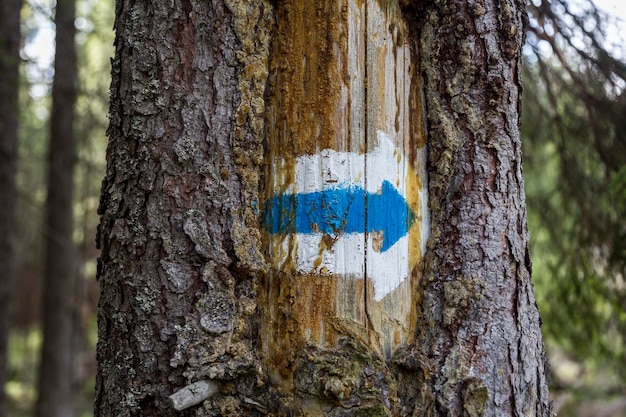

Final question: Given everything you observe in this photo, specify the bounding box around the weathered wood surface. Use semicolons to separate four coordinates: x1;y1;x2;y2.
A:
261;0;429;385
365;0;428;356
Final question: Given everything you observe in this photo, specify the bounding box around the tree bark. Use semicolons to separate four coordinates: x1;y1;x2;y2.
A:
96;0;551;416
36;0;78;415
396;0;552;415
0;0;22;415
95;0;272;415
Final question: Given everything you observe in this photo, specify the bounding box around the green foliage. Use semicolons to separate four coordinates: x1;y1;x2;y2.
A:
524;0;626;384
5;329;40;417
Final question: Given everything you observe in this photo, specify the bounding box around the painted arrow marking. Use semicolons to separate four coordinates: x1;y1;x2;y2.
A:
265;130;426;301
264;180;414;253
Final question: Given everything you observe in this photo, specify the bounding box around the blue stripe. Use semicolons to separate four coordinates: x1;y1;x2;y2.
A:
263;180;413;252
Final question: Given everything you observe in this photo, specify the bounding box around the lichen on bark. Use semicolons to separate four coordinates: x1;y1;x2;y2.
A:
293;339;398;416
96;0;273;415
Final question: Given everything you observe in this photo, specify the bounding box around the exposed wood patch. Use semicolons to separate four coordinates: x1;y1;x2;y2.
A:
260;0;429;397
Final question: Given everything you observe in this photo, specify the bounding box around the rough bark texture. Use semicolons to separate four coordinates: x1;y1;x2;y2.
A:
395;0;552;416
95;0;272;415
96;0;551;416
0;0;22;415
36;0;78;415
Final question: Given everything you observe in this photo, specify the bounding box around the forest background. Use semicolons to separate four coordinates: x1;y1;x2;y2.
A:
2;0;626;415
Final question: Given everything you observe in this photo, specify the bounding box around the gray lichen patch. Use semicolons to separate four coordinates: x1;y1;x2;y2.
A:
183;209;230;263
463;377;489;417
442;277;484;328
231;215;267;273
170;262;258;385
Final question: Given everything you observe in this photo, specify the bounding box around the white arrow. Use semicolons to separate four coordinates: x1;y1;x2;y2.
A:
267;131;427;301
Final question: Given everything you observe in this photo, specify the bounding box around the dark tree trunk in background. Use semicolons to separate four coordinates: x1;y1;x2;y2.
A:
0;0;22;415
95;0;551;416
36;0;78;415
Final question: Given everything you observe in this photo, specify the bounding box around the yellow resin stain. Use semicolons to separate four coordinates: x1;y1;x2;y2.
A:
260;0;429;390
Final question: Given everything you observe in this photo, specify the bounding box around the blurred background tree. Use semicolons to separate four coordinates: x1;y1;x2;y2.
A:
6;0;111;415
35;0;78;413
0;0;23;415
2;0;626;415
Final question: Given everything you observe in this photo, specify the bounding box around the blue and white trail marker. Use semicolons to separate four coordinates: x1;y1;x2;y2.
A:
265;180;413;253
264;131;426;301
260;0;430;361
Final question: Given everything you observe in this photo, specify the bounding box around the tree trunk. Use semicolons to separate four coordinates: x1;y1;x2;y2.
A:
96;0;551;416
36;0;78;415
398;1;552;415
96;0;273;415
0;0;22;415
